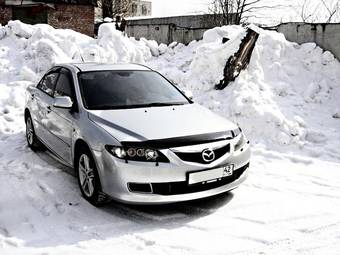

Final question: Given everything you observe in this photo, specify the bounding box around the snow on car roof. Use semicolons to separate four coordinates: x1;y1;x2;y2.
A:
70;63;151;72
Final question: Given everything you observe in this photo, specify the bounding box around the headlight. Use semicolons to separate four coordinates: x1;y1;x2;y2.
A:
232;127;242;137
105;145;169;163
232;126;249;151
234;133;245;151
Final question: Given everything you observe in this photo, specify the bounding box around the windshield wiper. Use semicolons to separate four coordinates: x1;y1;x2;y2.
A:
90;105;122;110
142;102;186;107
90;102;186;110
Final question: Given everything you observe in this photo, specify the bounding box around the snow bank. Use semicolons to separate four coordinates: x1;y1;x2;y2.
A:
0;20;154;83
97;23;152;63
1;20;340;159
0;20;156;135
148;26;340;160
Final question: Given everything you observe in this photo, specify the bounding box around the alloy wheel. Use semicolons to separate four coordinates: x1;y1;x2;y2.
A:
26;117;34;145
78;154;96;197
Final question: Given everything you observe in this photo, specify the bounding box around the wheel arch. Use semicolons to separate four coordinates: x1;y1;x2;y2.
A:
73;138;91;166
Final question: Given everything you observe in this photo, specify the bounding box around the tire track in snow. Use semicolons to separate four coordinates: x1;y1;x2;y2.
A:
299;221;340;234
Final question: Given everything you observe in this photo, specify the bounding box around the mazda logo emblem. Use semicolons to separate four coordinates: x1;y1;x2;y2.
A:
202;148;215;162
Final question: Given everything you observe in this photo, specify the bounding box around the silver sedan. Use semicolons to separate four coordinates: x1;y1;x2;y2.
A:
24;63;250;205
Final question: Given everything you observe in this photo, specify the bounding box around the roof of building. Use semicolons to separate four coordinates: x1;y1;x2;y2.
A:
38;0;96;5
2;0;97;6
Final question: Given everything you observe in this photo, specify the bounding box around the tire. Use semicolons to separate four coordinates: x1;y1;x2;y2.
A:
25;114;44;151
75;146;110;206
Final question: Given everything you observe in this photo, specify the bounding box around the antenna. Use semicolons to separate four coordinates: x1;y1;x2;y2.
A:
75;45;85;63
80;53;85;63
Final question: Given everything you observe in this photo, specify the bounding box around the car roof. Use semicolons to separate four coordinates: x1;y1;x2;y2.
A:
67;62;152;72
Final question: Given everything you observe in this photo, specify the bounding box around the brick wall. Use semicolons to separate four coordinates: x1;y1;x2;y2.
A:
0;6;12;25
48;4;94;37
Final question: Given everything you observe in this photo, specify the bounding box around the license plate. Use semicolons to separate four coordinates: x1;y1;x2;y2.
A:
188;165;234;185
223;165;234;177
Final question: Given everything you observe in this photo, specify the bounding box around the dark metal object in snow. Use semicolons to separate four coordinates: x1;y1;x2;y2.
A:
222;37;230;44
215;28;259;90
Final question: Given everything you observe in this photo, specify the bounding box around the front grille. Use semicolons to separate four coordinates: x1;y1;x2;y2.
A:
173;144;230;164
151;163;249;196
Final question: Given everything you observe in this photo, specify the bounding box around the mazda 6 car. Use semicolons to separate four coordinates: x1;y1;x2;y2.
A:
24;63;250;205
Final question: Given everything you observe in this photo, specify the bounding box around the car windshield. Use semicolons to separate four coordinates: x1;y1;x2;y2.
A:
78;70;190;110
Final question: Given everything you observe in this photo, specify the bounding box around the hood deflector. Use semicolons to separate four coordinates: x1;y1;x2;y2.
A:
89;112;235;149
121;131;234;149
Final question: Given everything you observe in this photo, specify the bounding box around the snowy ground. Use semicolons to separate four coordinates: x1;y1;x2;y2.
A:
1;137;340;254
0;21;340;254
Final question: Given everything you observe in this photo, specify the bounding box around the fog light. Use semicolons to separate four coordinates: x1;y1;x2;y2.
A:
128;183;153;193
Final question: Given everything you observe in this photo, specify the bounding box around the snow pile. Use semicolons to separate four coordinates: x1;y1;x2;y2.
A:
97;23;152;63
1;20;340;159
0;20;158;135
187;26;246;89
148;26;340;160
0;81;30;135
0;20;155;83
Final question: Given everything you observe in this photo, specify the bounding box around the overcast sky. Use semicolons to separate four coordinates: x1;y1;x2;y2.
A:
152;0;210;17
150;0;340;24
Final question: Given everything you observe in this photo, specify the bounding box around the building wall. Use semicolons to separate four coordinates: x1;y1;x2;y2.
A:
127;14;228;44
277;23;340;60
0;5;12;25
48;4;94;36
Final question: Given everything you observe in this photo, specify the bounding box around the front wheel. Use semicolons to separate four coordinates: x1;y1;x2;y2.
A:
76;148;110;206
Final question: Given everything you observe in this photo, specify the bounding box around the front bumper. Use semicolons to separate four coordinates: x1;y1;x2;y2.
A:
93;142;250;204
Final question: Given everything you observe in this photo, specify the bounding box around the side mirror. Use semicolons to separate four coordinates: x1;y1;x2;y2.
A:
53;96;73;109
182;90;193;100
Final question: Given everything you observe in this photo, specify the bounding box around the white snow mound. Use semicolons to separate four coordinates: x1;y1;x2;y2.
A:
0;20;156;135
1;21;340;160
0;20;153;81
148;26;340;160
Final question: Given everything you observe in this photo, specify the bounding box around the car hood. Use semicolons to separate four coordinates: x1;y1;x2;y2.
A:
88;103;238;143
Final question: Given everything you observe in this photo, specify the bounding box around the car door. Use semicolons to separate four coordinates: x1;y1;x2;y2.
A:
48;68;77;164
32;70;60;146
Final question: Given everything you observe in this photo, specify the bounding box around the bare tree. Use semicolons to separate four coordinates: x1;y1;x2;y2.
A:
208;0;289;25
300;0;318;22
100;0;133;19
321;0;339;23
299;0;339;23
113;0;133;17
209;0;252;25
101;0;114;18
